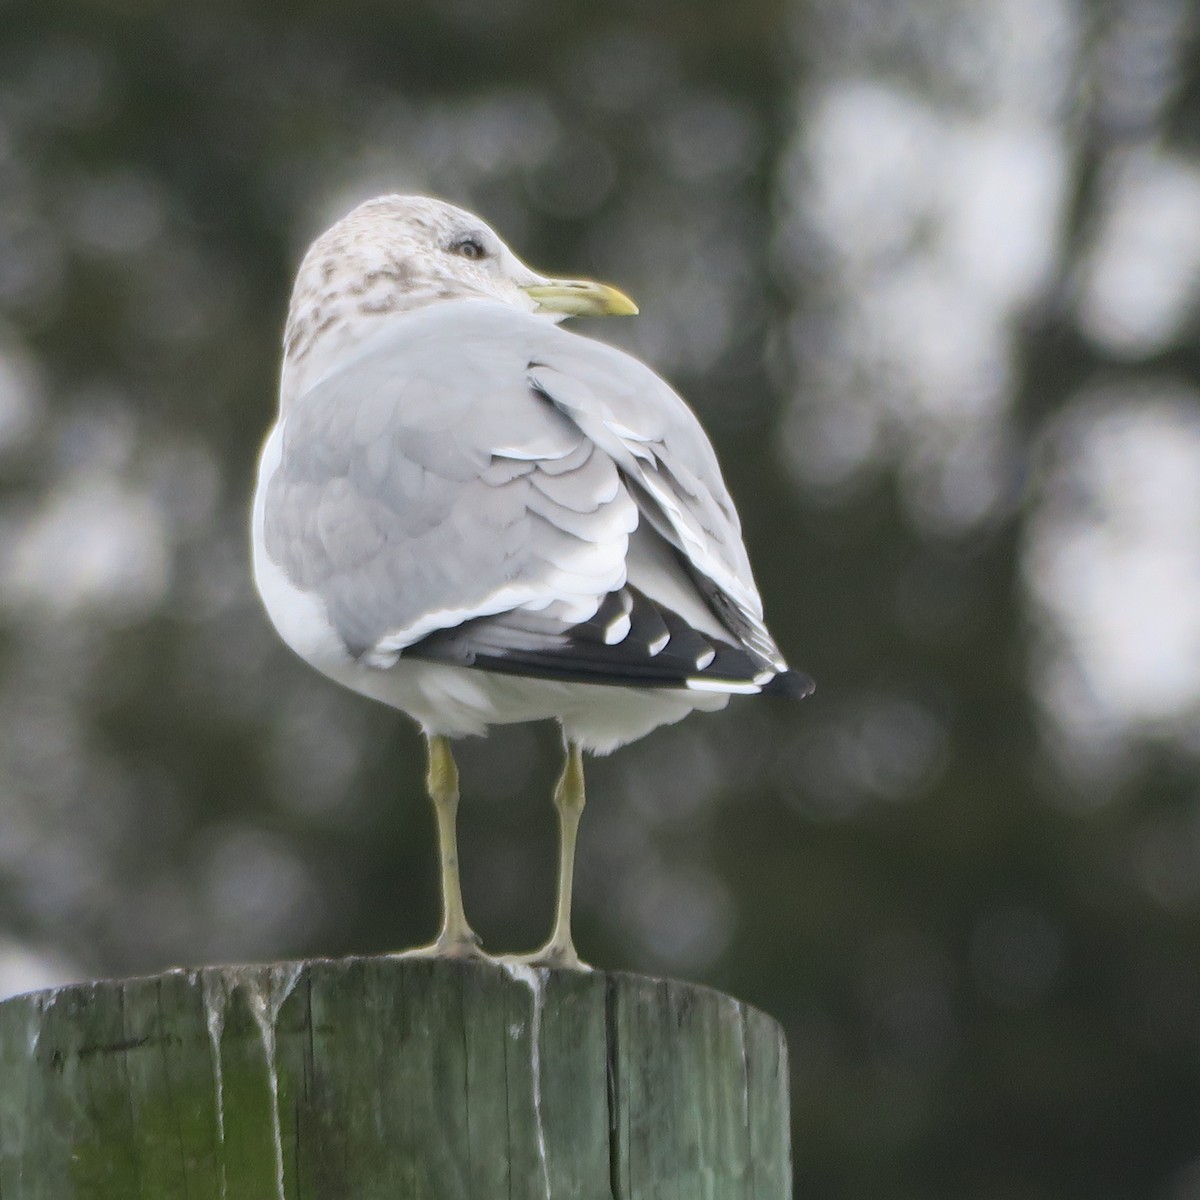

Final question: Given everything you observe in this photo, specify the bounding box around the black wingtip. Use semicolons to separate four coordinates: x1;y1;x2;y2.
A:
761;669;816;699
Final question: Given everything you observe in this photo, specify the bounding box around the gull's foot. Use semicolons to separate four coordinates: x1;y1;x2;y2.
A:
499;943;592;973
391;931;491;962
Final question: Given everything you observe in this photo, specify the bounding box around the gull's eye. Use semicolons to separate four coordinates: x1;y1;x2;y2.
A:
450;235;487;261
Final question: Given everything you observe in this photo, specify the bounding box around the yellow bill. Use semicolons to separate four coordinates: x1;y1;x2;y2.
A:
522;278;639;317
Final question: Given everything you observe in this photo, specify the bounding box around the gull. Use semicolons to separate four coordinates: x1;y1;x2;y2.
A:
252;195;812;969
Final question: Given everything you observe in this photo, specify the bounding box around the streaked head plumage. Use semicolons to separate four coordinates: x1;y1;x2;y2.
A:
279;195;635;408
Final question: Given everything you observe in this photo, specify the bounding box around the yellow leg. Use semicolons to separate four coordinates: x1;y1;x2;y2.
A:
397;734;485;960
503;740;590;971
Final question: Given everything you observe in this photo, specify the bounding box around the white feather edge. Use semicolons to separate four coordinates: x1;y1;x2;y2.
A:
527;364;780;664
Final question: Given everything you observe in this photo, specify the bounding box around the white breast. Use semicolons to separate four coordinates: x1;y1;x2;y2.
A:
251;424;352;671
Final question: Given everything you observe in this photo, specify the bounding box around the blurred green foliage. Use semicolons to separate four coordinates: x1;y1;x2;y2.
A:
3;0;1200;1197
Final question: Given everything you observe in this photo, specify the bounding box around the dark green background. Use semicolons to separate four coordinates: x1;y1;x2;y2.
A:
2;1;1199;1197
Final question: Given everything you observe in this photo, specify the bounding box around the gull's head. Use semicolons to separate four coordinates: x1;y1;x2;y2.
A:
281;195;636;403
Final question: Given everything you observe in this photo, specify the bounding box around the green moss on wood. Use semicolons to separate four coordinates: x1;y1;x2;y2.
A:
0;957;790;1199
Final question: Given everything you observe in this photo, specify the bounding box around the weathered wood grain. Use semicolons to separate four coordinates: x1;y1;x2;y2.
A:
0;957;791;1199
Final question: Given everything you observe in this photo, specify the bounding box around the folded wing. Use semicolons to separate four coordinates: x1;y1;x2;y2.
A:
260;301;810;696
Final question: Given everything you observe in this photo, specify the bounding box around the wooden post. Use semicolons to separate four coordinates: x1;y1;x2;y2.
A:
0;956;791;1198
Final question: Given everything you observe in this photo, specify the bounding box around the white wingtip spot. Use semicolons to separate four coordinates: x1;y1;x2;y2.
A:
686;676;762;694
648;632;670;656
603;612;632;644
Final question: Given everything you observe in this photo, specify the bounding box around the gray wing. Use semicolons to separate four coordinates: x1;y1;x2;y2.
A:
263;305;637;666
263;302;810;694
526;320;790;675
